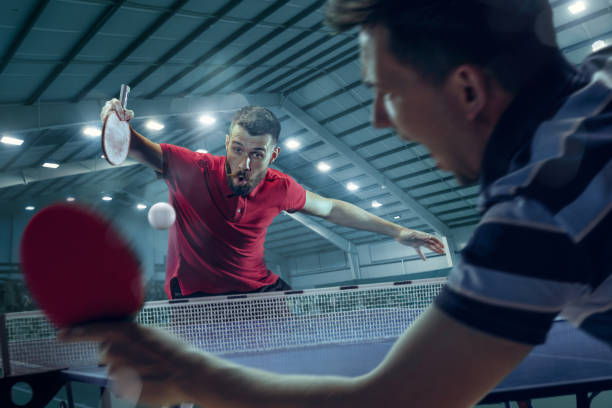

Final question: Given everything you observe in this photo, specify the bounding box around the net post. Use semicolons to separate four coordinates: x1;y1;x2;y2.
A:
0;313;11;377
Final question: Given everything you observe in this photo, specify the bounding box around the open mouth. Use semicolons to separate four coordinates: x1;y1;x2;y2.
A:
236;174;248;185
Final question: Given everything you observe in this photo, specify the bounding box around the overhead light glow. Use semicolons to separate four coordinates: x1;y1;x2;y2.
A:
145;120;164;131
42;162;59;169
592;40;607;52
317;162;331;172
199;114;216;126
346;182;359;191
196;149;209;154
102;195;112;201
1;136;24;146
83;126;101;137
137;203;147;210
371;200;382;208
25;206;35;211
568;1;586;14
284;138;301;150
393;215;401;220
66;196;75;202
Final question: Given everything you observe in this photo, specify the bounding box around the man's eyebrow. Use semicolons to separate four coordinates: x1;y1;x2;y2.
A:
231;141;266;152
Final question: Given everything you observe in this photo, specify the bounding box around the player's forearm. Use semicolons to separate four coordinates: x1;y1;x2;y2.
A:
325;199;404;238
184;354;368;408
128;126;163;172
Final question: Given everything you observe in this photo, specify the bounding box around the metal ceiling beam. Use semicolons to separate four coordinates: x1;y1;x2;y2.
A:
1;93;279;134
184;0;325;96
562;29;612;54
277;49;360;95
25;0;127;105
0;130;49;172
302;80;362;111
281;98;452;238
282;211;354;254
244;35;337;93
205;20;324;96
321;99;372;125
555;7;612;33
0;158;138;190
125;0;243;91
72;0;190;102
148;0;291;98
255;38;356;93
0;0;51;76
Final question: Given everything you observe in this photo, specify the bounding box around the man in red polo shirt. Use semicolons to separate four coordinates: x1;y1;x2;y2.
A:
102;102;445;299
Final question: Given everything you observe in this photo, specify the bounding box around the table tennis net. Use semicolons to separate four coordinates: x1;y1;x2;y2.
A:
0;278;446;376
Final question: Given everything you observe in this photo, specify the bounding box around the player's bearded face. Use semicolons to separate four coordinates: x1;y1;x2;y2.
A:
225;160;268;196
225;127;278;196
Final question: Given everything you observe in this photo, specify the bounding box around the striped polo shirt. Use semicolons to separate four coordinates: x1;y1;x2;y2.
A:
435;49;612;345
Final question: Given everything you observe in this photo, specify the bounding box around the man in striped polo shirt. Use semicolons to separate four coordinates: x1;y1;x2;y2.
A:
61;1;612;407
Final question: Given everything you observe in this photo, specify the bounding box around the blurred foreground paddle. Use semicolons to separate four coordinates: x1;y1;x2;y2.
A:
20;203;144;328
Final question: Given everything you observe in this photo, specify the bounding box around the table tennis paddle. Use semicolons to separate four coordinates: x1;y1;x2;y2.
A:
102;84;131;166
19;203;144;328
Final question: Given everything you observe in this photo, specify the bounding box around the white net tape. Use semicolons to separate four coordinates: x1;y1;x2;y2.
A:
1;278;446;376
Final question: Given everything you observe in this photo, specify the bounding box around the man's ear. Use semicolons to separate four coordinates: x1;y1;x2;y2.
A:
270;145;280;163
225;134;230;150
447;65;488;121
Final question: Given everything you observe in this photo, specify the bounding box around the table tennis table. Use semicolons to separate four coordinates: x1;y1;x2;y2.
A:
58;319;612;408
2;279;612;408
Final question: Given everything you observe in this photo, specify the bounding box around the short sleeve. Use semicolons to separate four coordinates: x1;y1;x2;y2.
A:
282;175;306;212
160;143;209;194
434;197;586;345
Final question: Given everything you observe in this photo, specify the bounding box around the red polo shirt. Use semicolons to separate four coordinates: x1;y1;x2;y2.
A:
160;143;306;297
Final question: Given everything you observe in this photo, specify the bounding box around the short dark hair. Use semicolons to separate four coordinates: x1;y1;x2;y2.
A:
325;0;559;91
229;106;281;144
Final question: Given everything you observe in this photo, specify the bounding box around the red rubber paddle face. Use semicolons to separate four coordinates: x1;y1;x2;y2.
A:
20;204;144;328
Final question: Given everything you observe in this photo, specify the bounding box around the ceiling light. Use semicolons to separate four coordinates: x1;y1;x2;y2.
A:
196;149;209;154
199;114;216;126
102;195;112;201
346;182;359;191
83;126;101;137
371;200;382;208
66;196;75;202
25;206;35;211
568;1;586;14
592;40;607;52
1;136;24;146
393;215;401;220
284;138;301;150
317;162;331;172
145;120;164;131
42;162;59;169
137;203;147;210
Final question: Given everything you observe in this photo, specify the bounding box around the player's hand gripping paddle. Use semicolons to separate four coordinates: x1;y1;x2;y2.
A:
20;203;144;328
102;84;131;166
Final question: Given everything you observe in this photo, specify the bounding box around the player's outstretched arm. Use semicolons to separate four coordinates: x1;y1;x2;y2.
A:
300;191;445;260
59;305;532;407
100;98;162;172
128;126;163;172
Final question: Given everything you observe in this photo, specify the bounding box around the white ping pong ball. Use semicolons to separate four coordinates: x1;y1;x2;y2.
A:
147;202;176;230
